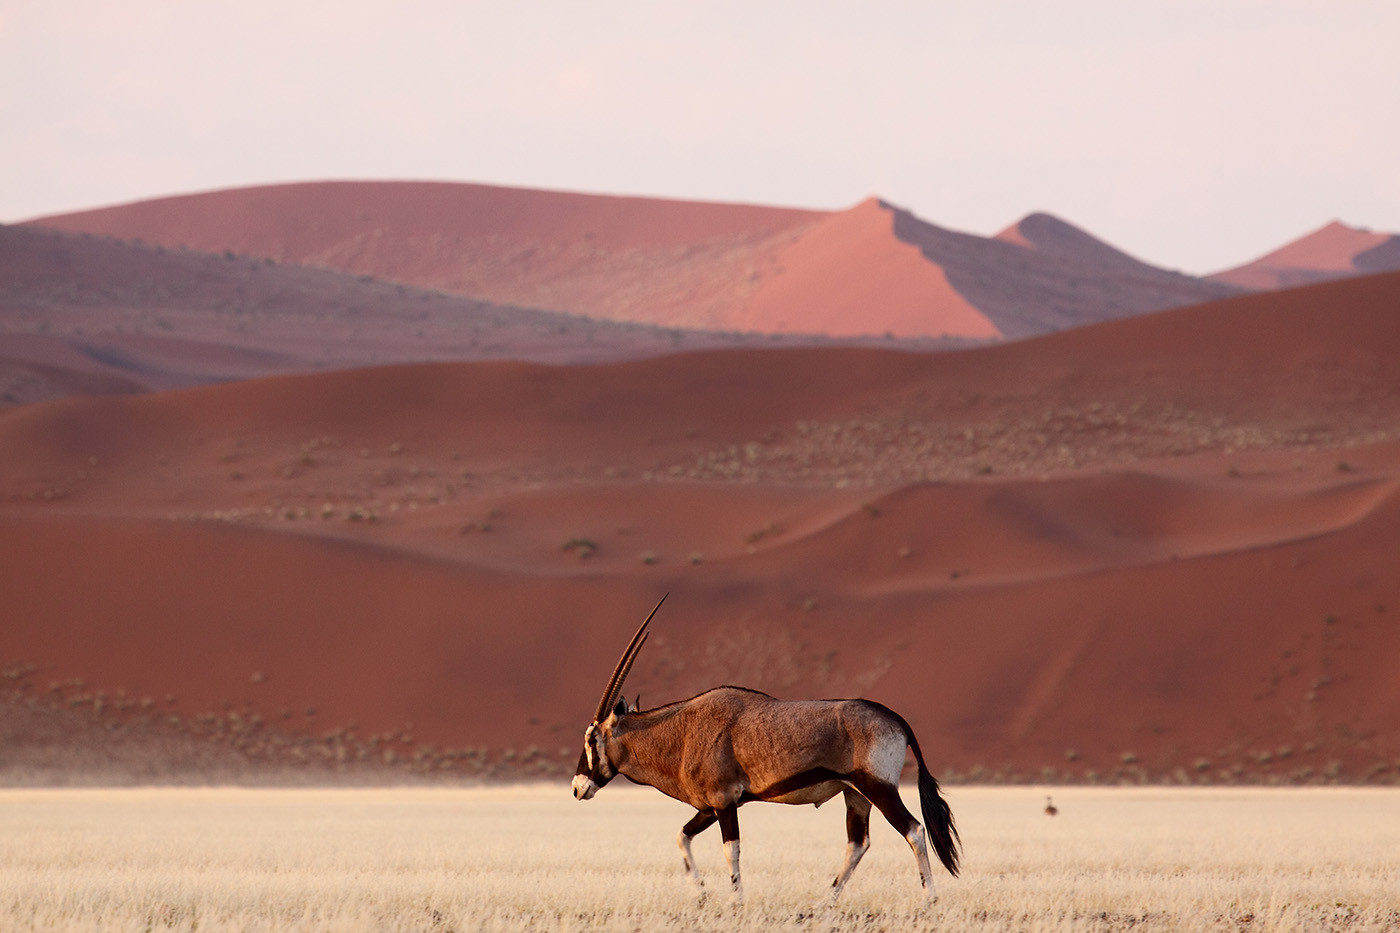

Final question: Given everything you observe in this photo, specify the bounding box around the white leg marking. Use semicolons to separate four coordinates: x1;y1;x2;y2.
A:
830;839;869;901
677;829;703;889
723;839;742;902
905;823;936;902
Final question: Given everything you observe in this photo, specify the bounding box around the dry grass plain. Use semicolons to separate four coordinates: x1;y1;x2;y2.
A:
2;786;1398;932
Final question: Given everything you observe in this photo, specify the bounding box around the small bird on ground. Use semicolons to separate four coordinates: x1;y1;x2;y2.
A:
1044;796;1058;817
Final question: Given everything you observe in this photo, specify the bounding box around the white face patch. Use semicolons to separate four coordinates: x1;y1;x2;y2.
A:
572;773;598;800
577;723;612;795
583;724;610;776
583;725;597;770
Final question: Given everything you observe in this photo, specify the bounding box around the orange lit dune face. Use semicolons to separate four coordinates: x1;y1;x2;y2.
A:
739;199;1000;338
25;181;1235;342
1;223;856;409
3;270;1400;783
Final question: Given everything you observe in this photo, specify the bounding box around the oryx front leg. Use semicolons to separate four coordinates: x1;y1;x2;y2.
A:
677;809;716;891
831;789;872;901
716;804;742;903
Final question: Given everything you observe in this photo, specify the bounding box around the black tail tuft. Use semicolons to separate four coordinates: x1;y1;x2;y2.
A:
916;762;960;877
867;700;961;877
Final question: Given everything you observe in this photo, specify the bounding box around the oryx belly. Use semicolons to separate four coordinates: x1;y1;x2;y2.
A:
758;780;847;806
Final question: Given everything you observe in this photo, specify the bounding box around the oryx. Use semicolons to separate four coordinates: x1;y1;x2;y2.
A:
572;595;960;902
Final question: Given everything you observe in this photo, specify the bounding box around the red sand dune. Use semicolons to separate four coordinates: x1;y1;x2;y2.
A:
26;181;1235;341
3;271;1400;783
1211;220;1400;289
4;223;872;408
738;199;998;338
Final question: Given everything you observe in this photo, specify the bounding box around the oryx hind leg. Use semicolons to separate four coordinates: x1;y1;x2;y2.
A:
851;774;936;901
677;809;716;890
831;788;872;901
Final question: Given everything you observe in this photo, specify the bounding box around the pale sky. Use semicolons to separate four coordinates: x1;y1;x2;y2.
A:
3;0;1397;274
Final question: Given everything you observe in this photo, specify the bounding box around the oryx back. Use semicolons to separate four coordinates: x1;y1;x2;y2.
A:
623;687;912;809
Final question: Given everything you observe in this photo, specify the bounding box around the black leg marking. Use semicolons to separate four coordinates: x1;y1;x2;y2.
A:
679;809;716;880
853;773;936;894
717;805;740;843
717;805;742;888
845;789;872;847
682;809;718;838
831;789;873;896
851;774;917;836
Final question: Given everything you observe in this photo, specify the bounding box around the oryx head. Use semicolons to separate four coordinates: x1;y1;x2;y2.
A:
572;593;666;800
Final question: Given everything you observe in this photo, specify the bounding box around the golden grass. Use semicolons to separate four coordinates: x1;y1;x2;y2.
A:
2;785;1398;932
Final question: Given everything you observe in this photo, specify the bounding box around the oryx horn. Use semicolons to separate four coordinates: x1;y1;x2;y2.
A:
592;593;667;723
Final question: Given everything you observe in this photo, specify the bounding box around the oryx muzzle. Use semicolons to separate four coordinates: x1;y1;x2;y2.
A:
572;594;960;903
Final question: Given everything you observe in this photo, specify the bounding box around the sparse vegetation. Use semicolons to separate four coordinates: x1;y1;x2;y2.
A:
673;404;1399;488
746;521;783;545
1;786;1397;932
563;537;598;559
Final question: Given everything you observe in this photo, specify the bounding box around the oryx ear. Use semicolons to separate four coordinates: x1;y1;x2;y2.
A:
613;697;629;718
634;694;641;712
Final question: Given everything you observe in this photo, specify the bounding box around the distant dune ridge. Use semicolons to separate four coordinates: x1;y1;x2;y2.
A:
15;180;1399;407
25;180;1242;342
3;256;1399;784
1210;220;1400;290
2;221;934;409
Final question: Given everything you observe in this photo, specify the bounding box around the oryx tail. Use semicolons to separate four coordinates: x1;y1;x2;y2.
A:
870;700;960;877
